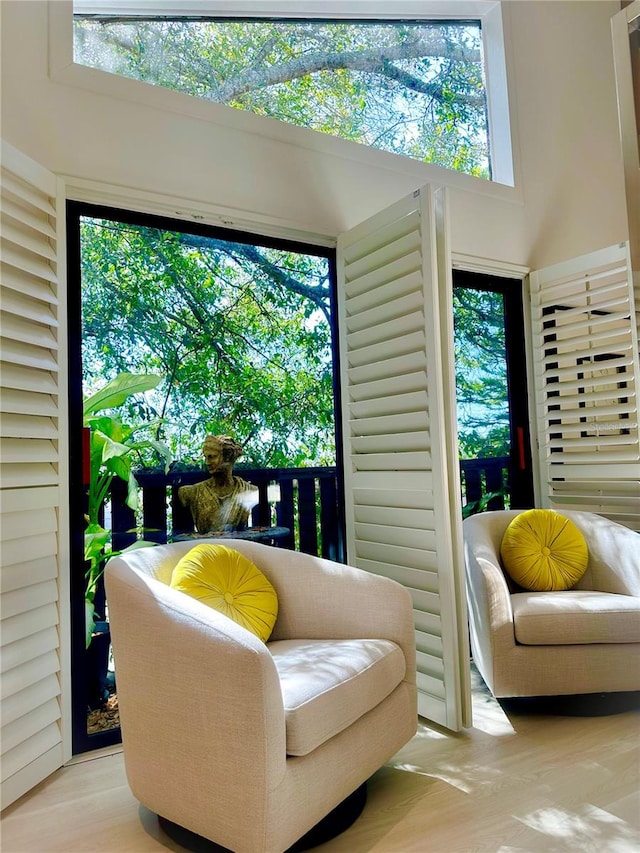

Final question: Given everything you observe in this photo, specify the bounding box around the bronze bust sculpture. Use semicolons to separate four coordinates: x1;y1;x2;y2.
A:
178;435;258;533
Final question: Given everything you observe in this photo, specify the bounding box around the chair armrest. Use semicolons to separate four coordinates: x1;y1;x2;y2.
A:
463;514;516;642
105;558;287;798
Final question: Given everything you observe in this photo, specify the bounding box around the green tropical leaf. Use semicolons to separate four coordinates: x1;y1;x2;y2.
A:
83;372;163;416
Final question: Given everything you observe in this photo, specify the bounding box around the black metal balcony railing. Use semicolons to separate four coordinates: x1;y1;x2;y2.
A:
460;456;510;516
109;466;345;562
106;457;510;560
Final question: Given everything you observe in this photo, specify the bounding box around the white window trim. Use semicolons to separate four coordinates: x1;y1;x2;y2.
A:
51;0;521;199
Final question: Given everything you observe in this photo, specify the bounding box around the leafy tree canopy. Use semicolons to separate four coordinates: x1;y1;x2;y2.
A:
453;287;510;459
81;221;511;469
74;16;489;177
80;218;335;468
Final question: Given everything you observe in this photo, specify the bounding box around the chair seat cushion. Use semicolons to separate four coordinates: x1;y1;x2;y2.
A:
512;591;640;645
268;638;405;756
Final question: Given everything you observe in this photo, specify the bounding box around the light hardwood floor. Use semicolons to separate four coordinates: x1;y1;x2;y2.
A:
2;671;639;853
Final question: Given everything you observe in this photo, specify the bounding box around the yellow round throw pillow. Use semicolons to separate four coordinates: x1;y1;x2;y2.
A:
500;510;589;591
170;544;278;642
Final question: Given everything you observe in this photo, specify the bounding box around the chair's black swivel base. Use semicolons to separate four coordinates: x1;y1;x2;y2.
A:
157;781;367;852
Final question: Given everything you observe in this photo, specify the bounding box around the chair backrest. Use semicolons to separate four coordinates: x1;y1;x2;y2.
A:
463;509;640;596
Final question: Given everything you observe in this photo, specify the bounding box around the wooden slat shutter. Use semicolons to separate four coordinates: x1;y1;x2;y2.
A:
530;243;640;529
1;141;65;806
337;186;471;731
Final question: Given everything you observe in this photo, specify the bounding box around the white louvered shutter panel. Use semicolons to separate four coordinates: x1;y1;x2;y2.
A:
1;141;65;806
337;186;471;731
530;243;640;530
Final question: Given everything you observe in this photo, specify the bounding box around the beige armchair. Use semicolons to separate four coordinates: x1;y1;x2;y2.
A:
463;510;640;698
105;539;417;853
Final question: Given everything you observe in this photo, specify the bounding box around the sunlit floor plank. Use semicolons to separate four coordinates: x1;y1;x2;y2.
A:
2;670;638;853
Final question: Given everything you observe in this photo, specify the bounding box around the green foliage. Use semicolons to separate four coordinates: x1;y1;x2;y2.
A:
462;489;508;520
73;17;489;178
83;372;171;645
453;287;510;460
80;219;335;468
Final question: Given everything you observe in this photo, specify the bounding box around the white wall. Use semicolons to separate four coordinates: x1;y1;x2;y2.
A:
0;0;628;270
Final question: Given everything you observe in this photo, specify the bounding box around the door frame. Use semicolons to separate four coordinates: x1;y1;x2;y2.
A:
452;268;535;510
65;200;344;754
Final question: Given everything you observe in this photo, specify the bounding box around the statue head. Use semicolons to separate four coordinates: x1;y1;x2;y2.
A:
202;434;243;475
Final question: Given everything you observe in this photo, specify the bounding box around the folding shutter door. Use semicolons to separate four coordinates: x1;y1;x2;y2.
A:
337;186;471;731
1;141;65;806
530;243;640;530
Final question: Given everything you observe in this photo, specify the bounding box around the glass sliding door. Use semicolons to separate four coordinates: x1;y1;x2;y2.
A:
453;270;534;516
67;202;339;754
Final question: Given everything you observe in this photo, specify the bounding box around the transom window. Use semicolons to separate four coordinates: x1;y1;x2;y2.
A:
72;2;512;183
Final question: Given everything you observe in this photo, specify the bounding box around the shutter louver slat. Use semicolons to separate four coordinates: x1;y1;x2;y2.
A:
0;464;58;489
541;339;633;366
1;166;57;212
530;243;640;529
1;724;62;783
416;629;443;657
354;504;434;527
354;522;437;551
349;411;429;436
540;354;633;382
346;288;423;332
352;451;432;471
0;579;58;622
0;650;60;702
350;370;427;402
0;674;60;729
350;390;429;420
338;187;470;730
1;388;58;417
344;259;422;305
1;505;57;541
0;313;58;349
1;219;58;263
1;698;61;757
1;140;63;807
1;557;57;596
0;529;57;567
2;243;58;284
347;330;426;367
357;559;438;590
342;209;421;267
0;413;58;439
1;196;57;239
351;430;429;454
0;627;59;675
352;487;434;510
1;264;57;304
416;672;446;700
348;350;426;384
1;288;59;327
346;309;424;349
1;437;59;464
542;385;636;408
1;604;59;648
0;339;59;374
0;364;58;396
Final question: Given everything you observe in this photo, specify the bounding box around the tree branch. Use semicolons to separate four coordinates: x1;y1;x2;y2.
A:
211;37;482;107
178;234;331;323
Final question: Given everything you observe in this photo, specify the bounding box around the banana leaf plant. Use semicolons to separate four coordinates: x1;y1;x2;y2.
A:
83;372;172;646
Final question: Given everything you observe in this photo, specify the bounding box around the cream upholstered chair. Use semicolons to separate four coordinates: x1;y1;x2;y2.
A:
105;539;417;853
463;510;640;698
